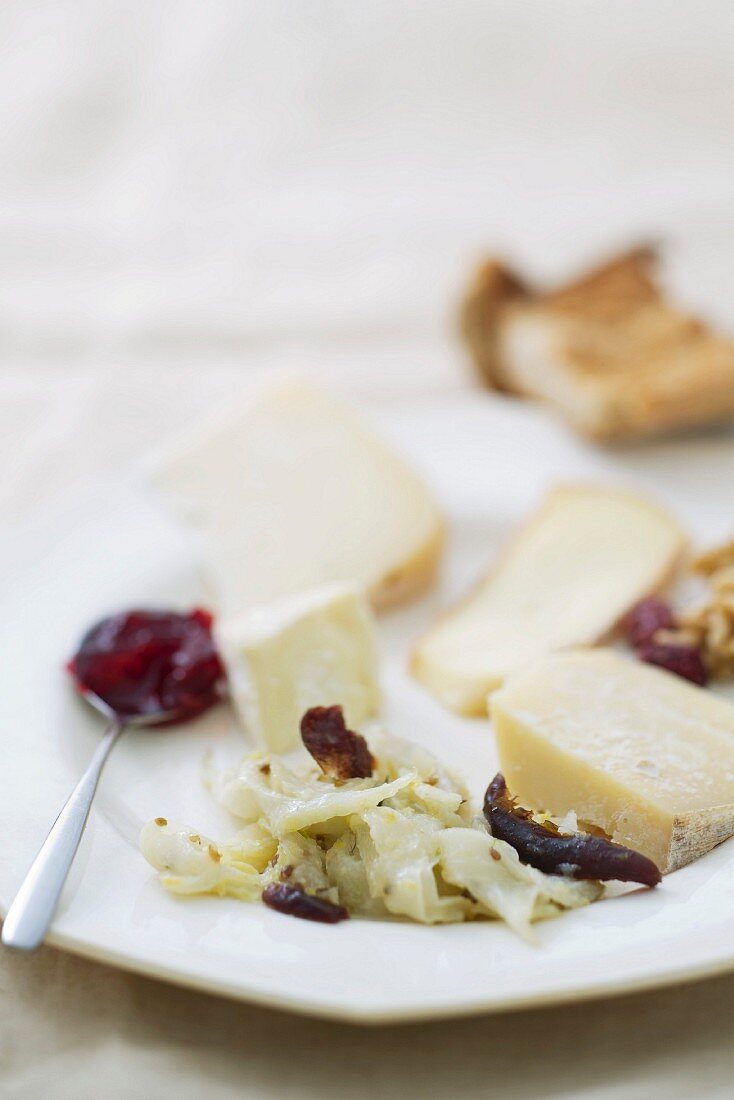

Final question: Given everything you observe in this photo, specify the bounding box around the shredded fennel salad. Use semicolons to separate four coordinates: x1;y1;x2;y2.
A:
140;729;600;939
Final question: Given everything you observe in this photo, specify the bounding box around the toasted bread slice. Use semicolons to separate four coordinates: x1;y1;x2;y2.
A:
462;247;734;441
411;484;685;715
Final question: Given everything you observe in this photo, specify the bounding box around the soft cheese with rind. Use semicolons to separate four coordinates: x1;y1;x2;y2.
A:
218;582;380;753
152;378;443;614
491;649;734;873
412;485;684;714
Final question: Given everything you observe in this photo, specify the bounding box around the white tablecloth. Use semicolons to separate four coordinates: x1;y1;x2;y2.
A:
5;3;734;1096
4;932;734;1100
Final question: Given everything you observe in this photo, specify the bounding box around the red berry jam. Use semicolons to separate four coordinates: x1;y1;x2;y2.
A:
68;609;224;722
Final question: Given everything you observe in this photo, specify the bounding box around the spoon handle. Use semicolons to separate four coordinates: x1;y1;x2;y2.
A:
2;718;124;951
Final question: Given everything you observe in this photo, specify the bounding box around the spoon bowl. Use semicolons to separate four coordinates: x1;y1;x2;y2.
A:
80;687;181;727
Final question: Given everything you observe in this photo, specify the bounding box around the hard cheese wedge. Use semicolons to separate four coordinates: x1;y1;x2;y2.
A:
412;485;684;714
492;649;734;873
217;582;380;753
153;378;443;614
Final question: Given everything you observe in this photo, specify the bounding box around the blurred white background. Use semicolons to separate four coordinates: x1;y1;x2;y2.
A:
8;0;734;520
5;0;734;366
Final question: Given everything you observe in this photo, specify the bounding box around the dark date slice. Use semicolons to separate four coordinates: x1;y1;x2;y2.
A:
636;641;708;686
262;883;349;923
623;597;676;648
484;774;661;887
300;705;374;779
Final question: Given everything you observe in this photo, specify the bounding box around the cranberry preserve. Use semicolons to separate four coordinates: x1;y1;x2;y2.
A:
68;608;224;722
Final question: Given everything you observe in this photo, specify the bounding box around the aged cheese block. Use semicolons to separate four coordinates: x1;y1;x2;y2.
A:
153;377;443;614
491;649;734;873
412;485;684;714
217;582;380;753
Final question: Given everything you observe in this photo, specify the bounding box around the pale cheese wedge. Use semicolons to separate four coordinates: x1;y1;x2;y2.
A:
217;582;380;753
491;649;734;873
411;485;684;714
153;378;443;615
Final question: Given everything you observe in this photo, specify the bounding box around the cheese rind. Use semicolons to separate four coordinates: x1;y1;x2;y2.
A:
412;485;684;714
491;649;734;872
217;582;380;753
152;377;443;615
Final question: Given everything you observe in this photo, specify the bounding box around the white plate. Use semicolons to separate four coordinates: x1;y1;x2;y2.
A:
3;392;734;1024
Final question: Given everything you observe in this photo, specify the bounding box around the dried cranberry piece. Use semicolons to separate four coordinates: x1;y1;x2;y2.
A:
636;641;708;686
483;774;661;887
262;883;349;923
68;608;224;723
624;598;676;648
300;705;374;779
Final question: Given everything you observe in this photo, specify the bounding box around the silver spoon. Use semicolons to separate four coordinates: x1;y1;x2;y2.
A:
2;691;176;951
